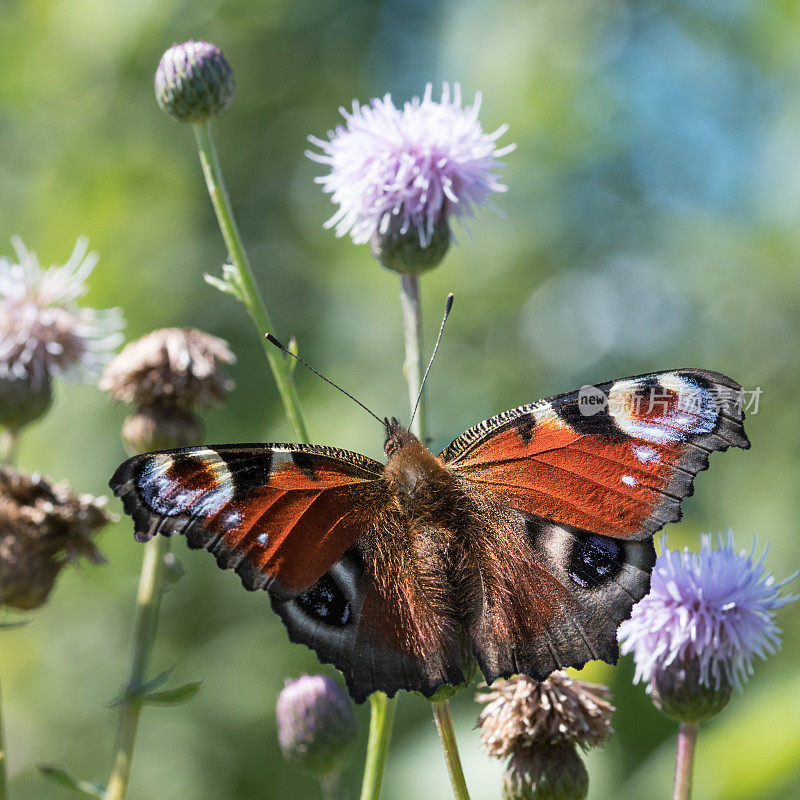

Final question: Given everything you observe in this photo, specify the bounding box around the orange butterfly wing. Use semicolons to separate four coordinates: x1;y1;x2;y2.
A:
439;369;749;684
110;443;384;597
440;369;749;540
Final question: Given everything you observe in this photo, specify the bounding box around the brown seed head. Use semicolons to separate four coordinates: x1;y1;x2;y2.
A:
99;327;235;410
476;672;614;757
0;466;114;609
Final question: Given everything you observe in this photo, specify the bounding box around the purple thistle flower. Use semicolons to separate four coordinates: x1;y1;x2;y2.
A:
619;532;797;695
307;83;515;250
0;237;124;430
0;237;124;387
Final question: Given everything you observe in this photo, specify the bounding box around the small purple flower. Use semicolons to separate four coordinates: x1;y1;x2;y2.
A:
307;83;515;250
276;674;357;779
619;532;797;695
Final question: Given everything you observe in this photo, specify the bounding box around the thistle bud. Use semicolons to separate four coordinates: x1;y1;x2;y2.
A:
649;655;732;724
0;372;53;432
276;674;357;779
503;745;589;800
121;405;203;455
155;41;234;123
369;215;451;275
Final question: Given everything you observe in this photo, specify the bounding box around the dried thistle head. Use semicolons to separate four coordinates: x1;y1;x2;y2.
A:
476;672;614;758
99;327;235;411
0;466;115;610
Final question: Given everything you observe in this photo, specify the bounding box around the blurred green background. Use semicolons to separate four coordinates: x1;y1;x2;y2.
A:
2;0;799;797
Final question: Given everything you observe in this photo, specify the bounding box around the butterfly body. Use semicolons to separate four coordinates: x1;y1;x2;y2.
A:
111;369;749;701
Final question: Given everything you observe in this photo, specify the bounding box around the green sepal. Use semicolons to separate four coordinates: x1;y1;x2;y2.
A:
412;660;479;702
39;765;106;798
412;682;467;703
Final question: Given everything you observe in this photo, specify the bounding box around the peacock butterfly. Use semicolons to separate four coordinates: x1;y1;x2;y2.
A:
110;368;749;702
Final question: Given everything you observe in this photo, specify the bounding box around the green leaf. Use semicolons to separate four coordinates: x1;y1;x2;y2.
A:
142;668;173;693
39;765;106;798
105;669;174;707
0;620;28;629
141;680;202;706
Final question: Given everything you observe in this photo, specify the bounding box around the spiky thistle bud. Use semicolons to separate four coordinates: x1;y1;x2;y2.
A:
155;41;234;123
503;745;589;800
276;674;357;780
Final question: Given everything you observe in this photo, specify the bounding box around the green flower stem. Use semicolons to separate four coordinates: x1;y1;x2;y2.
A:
192;119;310;443
432;700;471;800
0;429;19;800
106;536;171;800
0;431;19;466
0;680;8;800
399;275;427;440
672;721;699;800
359;692;396;800
320;771;341;800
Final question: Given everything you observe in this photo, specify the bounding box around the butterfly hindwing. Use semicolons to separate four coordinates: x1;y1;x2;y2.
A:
465;501;656;681
272;516;469;702
441;369;750;541
110;443;384;597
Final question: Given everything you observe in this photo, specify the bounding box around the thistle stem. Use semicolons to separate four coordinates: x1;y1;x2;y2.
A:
0;430;19;466
320;772;340;800
399;275;427;440
0;429;19;799
0;681;8;800
192;119;310;443
672;721;699;800
432;700;471;800
106;536;171;800
359;692;396;800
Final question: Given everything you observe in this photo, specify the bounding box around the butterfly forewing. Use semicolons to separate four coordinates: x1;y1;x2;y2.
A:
110;443;384;597
440;369;749;540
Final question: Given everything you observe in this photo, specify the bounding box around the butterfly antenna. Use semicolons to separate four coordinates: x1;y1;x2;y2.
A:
409;293;454;430
265;334;385;427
